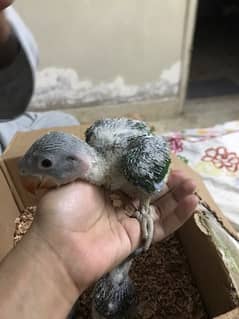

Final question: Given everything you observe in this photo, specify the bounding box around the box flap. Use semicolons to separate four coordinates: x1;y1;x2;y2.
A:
171;155;237;235
214;308;239;319
0;163;19;261
172;156;239;317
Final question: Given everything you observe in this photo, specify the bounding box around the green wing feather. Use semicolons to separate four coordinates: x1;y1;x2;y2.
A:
121;135;171;193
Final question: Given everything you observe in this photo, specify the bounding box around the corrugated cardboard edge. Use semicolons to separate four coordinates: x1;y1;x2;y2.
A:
0;162;20;261
0;158;24;212
171;154;238;237
214;307;239;319
178;215;239;317
172;155;239;317
195;195;239;243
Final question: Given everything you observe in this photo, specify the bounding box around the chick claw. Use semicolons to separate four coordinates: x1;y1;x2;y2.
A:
133;206;154;251
110;193;154;251
109;193;124;208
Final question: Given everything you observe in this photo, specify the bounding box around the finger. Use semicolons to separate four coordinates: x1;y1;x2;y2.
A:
153;170;186;202
117;212;141;252
153;169;193;203
153;194;198;242
154;178;197;220
167;169;188;188
170;178;197;203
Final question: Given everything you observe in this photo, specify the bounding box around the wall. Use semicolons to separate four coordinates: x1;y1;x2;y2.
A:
15;1;188;107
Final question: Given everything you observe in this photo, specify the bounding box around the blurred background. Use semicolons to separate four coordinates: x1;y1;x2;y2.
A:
15;0;186;114
14;0;239;126
16;0;184;85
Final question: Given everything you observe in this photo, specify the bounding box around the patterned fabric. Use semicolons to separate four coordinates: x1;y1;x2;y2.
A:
163;121;239;231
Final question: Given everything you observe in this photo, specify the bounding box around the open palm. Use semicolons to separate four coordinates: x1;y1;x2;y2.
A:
32;170;198;290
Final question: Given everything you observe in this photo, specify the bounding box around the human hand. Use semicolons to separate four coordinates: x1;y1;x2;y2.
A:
30;169;198;293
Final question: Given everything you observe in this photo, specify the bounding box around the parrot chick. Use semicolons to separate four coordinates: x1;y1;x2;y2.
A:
66;250;141;319
18;131;106;188
91;254;137;319
18;120;171;319
19;119;171;251
85;118;171;250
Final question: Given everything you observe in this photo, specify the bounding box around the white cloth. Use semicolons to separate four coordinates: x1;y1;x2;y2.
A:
164;121;239;231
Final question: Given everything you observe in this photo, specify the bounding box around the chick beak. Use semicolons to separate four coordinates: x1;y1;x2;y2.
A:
21;175;43;195
21;176;59;195
37;176;59;190
38;176;45;189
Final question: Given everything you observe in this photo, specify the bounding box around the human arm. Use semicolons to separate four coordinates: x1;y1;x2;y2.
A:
0;170;198;318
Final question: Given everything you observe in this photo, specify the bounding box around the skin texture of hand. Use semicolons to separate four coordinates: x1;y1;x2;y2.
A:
33;169;198;291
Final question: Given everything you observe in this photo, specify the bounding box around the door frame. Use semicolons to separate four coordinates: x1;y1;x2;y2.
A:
179;0;199;113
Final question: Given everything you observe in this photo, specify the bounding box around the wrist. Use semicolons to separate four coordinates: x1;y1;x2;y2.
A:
33;219;95;292
0;225;80;318
29;224;81;298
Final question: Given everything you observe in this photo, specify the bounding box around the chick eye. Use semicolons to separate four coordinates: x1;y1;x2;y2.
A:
40;159;53;168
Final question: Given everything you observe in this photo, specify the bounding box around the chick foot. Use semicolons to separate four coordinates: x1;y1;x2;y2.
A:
133;205;154;251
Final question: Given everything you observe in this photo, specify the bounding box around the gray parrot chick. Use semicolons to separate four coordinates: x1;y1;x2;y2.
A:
85;118;152;154
18;119;170;319
86;118;171;250
18;131;106;189
19;119;171;250
66;254;137;319
120;134;171;249
91;256;137;319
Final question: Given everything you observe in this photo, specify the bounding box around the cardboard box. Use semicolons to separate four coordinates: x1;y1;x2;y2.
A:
0;125;239;318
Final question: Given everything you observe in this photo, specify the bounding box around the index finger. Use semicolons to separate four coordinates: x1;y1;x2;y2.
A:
153;194;198;242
